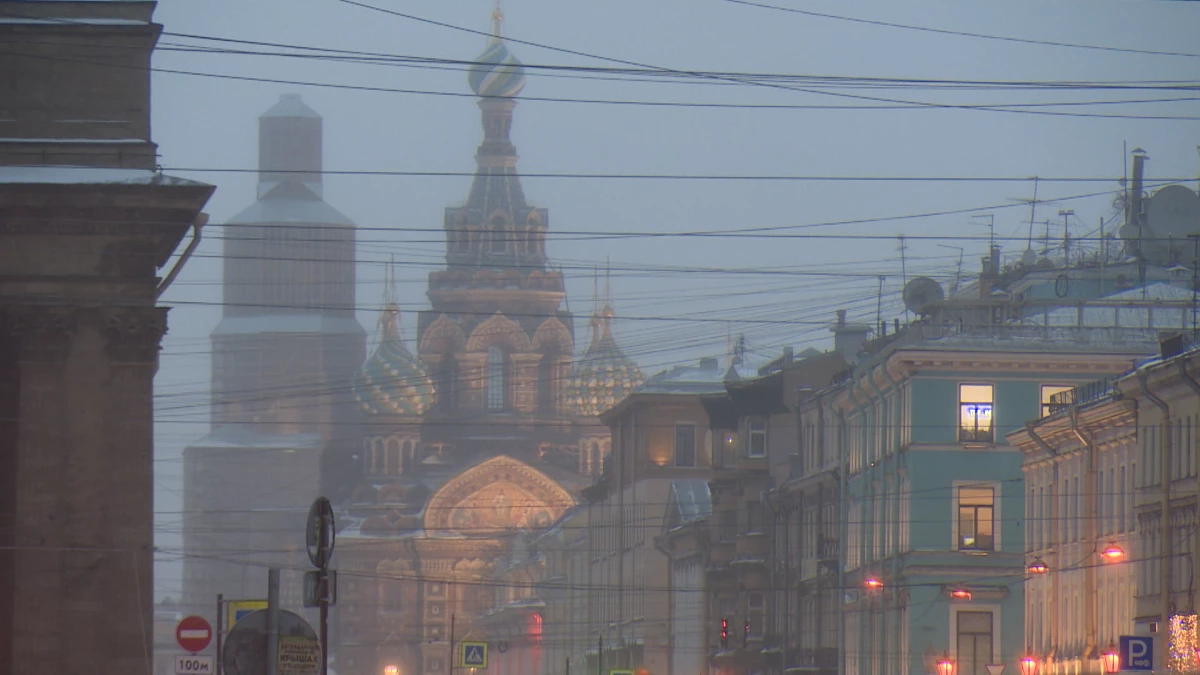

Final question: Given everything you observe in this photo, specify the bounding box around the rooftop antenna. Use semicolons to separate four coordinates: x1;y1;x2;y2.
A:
936;245;964;294
1058;209;1075;265
897;235;909;320
875;275;886;329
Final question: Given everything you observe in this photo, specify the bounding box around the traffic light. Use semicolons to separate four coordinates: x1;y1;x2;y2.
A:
720;618;728;649
743;619;750;648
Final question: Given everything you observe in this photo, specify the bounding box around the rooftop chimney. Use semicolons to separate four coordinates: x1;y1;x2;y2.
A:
831;309;871;364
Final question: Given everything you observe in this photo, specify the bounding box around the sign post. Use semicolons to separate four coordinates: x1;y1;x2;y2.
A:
306;497;336;675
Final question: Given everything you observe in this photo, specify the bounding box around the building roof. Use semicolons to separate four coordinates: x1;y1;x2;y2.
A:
636;356;764;395
0;166;207;187
467;39;526;98
185;425;324;451
668;480;712;526
227;181;354;226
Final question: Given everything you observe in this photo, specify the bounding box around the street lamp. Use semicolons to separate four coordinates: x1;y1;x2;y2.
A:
1102;643;1120;674
1018;656;1039;675
1026;559;1049;575
384;666;399;675
936;652;955;675
1101;543;1125;562
950;588;972;601
865;577;884;590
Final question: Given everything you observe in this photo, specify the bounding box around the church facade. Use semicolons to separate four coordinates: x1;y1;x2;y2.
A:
332;23;643;675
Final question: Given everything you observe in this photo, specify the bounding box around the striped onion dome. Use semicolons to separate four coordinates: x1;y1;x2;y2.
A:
467;39;527;98
565;305;644;417
353;304;435;417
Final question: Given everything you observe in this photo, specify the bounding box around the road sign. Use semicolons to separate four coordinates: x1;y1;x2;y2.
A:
221;609;318;675
1119;636;1154;671
175;655;214;675
306;497;335;569
278;635;321;675
225;599;267;631
303;569;337;608
460;641;488;668
176;615;213;653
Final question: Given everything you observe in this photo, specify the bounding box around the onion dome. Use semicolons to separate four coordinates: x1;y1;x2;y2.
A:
354;304;435;417
467;38;526;98
566;304;645;417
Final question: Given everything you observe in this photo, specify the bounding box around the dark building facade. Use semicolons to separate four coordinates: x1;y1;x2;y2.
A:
0;2;214;673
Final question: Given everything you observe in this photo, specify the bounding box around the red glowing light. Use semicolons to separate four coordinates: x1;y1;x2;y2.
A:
1101;544;1125;562
1101;643;1120;674
950;588;972;600
865;577;883;590
936;652;955;675
1018;656;1038;675
1026;559;1049;575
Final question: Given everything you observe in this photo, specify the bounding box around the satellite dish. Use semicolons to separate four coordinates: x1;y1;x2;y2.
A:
1020;248;1037;266
1141;184;1200;264
902;277;945;317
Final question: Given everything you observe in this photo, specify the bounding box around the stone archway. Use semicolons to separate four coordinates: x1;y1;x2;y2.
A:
424;455;575;535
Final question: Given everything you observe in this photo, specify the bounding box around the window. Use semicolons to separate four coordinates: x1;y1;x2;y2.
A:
958;486;995;551
719;509;738;542
959;384;994;443
675;423;696;467
747;419;767;457
486;346;506;410
1041;384;1074;417
956;611;994;675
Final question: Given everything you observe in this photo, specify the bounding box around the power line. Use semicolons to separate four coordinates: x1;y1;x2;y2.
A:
721;0;1200;60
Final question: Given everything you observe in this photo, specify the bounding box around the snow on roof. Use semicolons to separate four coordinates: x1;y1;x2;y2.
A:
1015;283;1192;330
637;356;764;395
0;165;207;187
0;137;144;143
211;315;365;336
0;17;148;25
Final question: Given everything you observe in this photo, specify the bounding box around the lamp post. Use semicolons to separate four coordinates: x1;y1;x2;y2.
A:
1026;559;1049;575
1100;543;1126;563
936;652;955;675
1102;643;1120;674
1018;656;1038;675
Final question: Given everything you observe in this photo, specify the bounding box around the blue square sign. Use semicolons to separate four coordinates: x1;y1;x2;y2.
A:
1119;636;1153;671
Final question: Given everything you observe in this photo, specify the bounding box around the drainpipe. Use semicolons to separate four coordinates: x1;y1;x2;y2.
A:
1068;406;1099;659
879;366;905;672
1025;423;1060;657
1138;367;1172;666
848;381;872;672
155;214;207;299
1177;358;1200;614
836;405;849;675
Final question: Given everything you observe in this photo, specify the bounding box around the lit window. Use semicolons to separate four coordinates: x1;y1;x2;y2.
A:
747;419;767;458
958;486;995;551
675;424;696;467
486;346;506;411
1041;384;1074;418
959;384;994;443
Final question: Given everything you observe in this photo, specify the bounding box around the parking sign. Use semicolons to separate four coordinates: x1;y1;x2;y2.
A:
1119;636;1153;671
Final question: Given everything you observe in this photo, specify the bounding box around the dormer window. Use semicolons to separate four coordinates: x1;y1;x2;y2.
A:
746;419;767;458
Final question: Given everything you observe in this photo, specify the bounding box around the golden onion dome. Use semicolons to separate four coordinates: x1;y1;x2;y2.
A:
565;304;644;417
353;304;435;417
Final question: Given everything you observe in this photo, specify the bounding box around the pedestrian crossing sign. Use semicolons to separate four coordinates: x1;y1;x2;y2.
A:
461;641;488;668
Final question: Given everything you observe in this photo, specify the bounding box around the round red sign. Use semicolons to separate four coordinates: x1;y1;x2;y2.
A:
176;615;213;653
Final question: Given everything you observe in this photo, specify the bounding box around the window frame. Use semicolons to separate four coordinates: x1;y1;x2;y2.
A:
674;423;697;467
1040;383;1074;418
953;609;996;675
952;481;1001;552
958;383;995;443
746;418;768;458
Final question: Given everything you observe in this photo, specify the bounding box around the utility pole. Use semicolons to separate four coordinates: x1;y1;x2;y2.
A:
267;568;280;675
598;635;603;675
1058;209;1074;265
1191;234;1199;342
216;593;224;675
449;613;456;675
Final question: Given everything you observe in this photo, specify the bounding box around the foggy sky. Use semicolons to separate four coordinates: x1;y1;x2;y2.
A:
149;0;1200;604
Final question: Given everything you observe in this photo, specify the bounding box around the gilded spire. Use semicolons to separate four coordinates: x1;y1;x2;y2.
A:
490;0;504;41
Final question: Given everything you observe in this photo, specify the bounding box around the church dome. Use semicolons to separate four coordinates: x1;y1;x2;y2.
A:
467;39;526;98
565;305;644;417
354;304;435;417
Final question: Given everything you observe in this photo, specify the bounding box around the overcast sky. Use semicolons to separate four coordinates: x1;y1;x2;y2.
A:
149;0;1200;601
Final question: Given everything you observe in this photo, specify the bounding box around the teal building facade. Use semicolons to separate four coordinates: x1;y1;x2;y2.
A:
828;326;1153;675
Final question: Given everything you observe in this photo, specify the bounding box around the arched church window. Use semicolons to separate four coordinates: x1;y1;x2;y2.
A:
486;346;506;411
490;216;507;253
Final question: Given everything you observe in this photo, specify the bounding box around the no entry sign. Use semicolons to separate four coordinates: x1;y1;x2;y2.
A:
176;615;214;653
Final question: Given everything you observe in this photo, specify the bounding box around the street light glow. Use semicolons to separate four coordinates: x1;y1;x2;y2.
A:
865;577;883;590
1101;543;1125;562
936;652;955;675
1019;656;1038;675
1026;559;1049;575
1102;643;1120;674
